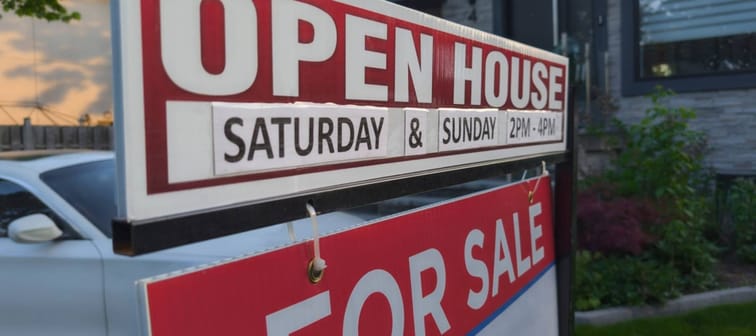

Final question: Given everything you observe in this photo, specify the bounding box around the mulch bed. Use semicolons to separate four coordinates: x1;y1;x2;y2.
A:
716;255;756;288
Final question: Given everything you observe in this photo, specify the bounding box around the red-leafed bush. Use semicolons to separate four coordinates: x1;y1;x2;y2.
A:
577;184;663;255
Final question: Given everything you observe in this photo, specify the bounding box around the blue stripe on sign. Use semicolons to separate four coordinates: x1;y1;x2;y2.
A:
467;262;556;335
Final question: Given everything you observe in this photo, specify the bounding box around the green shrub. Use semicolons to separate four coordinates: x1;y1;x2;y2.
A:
574;251;605;311
576;87;717;309
652;218;717;292
606;87;709;201
728;178;756;263
575;251;680;310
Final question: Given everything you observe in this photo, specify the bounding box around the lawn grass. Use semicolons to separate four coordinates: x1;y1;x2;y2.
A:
575;301;756;336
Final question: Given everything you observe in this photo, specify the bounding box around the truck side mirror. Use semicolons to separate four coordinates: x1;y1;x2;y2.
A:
8;214;63;243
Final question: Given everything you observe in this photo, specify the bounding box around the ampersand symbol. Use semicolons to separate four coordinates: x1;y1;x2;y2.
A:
409;118;423;149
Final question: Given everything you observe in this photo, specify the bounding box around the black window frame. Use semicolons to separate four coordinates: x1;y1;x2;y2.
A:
621;1;756;96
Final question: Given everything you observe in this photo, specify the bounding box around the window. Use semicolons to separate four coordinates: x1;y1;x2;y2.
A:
41;159;116;238
0;179;78;239
622;0;756;95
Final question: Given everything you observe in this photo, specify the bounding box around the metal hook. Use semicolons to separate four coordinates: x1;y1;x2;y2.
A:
306;203;326;284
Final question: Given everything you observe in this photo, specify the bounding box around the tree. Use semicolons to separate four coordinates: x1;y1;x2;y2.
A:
1;0;80;22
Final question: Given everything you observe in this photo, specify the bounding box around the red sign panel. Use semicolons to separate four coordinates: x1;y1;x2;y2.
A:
139;0;567;193
140;177;556;335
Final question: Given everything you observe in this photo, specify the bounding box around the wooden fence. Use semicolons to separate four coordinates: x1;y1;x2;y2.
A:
0;119;112;152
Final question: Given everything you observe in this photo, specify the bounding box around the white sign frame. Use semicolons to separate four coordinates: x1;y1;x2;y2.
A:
111;0;569;224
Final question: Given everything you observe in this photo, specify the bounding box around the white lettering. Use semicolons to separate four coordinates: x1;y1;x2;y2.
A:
513;212;532;277
529;202;545;265
465;229;489;310
409;249;451;335
343;270;403;336
394;29;433;103
272;0;337;97
510;57;531;109
492;218;515;296
548;66;564;110
484;51;509;107
345;15;388;101
161;0;258;95
453;43;482;105
531;62;548;109
266;291;331;335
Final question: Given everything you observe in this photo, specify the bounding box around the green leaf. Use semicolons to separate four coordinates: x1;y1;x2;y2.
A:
0;0;80;22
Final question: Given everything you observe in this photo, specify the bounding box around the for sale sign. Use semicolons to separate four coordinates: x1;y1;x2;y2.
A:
112;0;569;223
138;177;557;335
